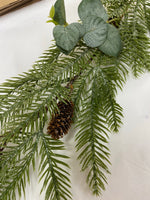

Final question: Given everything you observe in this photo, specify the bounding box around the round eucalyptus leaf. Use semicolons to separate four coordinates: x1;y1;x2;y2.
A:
71;23;86;38
83;16;108;48
78;0;108;22
53;24;80;54
56;44;71;55
98;24;122;57
53;0;66;25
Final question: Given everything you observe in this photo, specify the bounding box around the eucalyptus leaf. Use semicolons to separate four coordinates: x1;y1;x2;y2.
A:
53;24;80;54
70;23;86;38
78;0;108;22
98;24;122;57
53;0;66;25
56;44;71;55
83;16;108;48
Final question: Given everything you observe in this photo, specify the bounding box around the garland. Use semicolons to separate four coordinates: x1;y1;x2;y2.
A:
0;0;150;199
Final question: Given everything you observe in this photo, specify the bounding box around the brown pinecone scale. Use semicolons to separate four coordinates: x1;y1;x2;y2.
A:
47;100;74;139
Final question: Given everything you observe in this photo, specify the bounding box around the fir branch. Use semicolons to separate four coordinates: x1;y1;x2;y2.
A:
0;45;61;129
0;132;38;168
96;55;125;131
103;0;150;76
0;45;60;102
95;66;124;133
119;0;150;76
39;134;72;200
104;95;123;133
1;84;68;145
0;131;40;200
0;45;93;145
144;1;150;31
75;68;111;195
0;45;91;132
73;50;125;133
103;0;134;19
0;130;72;200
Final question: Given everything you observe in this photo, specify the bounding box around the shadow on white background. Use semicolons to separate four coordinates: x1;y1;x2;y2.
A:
0;0;150;199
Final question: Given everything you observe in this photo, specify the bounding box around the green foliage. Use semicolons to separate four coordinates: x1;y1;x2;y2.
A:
83;16;108;48
39;134;71;200
0;132;40;200
49;5;55;19
99;24;122;57
120;0;150;76
144;1;150;31
47;0;67;25
0;131;71;200
53;0;122;56
53;24;81;54
53;0;67;25
70;23;85;38
75;68;111;195
0;0;150;200
78;0;108;21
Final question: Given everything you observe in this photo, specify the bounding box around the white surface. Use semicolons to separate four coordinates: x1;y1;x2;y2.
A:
0;0;150;199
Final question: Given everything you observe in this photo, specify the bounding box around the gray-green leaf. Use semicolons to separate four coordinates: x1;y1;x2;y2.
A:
83;16;108;48
71;23;86;38
53;24;80;54
56;44;71;55
98;24;122;57
53;0;66;25
78;0;108;22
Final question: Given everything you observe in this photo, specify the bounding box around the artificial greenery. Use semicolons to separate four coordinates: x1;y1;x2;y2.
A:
47;0;67;25
52;0;122;56
0;0;150;199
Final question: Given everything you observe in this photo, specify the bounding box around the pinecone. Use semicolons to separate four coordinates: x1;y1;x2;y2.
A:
47;100;74;139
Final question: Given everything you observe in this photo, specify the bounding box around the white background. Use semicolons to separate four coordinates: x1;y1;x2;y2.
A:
0;0;150;199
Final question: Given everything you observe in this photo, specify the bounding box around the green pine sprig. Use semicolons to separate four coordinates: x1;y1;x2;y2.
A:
39;134;71;200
